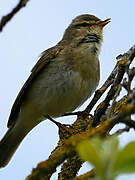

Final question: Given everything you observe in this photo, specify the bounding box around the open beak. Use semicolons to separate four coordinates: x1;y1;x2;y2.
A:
97;18;111;28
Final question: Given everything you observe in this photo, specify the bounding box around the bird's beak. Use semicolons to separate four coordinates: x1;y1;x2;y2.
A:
97;18;111;28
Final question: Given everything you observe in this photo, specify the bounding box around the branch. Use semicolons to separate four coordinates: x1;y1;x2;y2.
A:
0;0;30;32
92;44;135;127
25;120;110;180
25;147;69;180
58;155;82;179
92;60;126;126
109;105;135;130
75;169;95;180
25;44;135;180
109;88;135;130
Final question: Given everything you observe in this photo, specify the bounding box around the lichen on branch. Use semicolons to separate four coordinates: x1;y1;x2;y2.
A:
26;44;135;180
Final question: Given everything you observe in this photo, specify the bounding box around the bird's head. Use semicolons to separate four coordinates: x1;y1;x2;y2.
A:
62;14;110;46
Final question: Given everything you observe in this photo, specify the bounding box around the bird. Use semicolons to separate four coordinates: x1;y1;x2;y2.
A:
0;14;110;167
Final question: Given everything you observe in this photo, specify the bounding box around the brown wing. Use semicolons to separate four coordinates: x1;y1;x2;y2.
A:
8;45;62;128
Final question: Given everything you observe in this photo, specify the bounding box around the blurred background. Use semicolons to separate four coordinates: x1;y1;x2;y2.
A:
0;0;135;179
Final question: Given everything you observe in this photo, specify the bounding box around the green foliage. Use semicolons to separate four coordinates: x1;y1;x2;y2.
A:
77;136;135;180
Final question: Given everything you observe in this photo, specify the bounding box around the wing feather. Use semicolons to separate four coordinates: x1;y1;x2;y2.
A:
8;45;62;128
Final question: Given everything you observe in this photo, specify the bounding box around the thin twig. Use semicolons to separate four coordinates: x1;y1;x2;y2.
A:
109;105;135;131
0;0;30;32
112;126;130;136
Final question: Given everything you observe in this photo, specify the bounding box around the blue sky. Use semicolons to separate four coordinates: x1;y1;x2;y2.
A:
0;0;135;179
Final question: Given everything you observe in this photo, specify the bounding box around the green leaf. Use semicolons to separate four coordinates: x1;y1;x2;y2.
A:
77;139;104;176
102;136;119;180
114;141;135;175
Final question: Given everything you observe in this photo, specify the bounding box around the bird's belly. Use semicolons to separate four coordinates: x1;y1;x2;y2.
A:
23;69;97;119
43;74;93;117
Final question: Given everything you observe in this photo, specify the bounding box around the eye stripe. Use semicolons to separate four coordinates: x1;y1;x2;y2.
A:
74;22;90;27
73;21;97;27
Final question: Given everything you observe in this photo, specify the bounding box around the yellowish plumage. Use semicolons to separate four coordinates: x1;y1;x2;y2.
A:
0;14;110;167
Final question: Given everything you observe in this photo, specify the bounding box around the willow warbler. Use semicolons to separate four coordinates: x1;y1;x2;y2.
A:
0;14;110;167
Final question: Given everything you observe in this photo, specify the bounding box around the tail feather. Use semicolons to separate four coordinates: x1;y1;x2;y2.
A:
0;126;26;168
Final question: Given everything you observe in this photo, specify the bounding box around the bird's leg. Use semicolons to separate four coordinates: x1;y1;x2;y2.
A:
45;115;73;129
45;115;74;138
62;111;82;116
